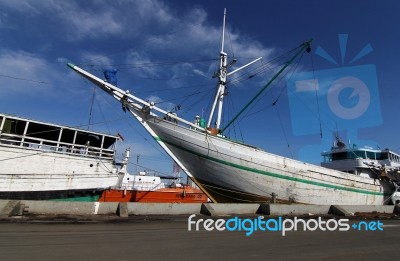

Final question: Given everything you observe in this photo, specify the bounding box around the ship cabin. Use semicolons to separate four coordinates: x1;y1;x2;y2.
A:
0;113;119;160
321;145;400;177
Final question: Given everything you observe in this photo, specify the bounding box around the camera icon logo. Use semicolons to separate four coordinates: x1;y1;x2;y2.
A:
286;34;382;163
327;76;370;120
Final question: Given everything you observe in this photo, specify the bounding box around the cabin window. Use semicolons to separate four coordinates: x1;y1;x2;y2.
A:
357;151;366;159
2;119;25;135
388;153;399;162
60;128;75;144
26;122;59;142
350;151;366;159
323;155;332;162
347;152;356;159
366;151;376;159
332;152;347;161
378;152;389;160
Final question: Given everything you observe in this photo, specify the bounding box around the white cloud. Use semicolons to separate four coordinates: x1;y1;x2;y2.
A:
0;50;52;93
126;51;160;78
0;0;123;40
60;7;123;40
146;95;162;104
80;53;114;67
0;0;40;15
145;95;175;112
192;69;209;79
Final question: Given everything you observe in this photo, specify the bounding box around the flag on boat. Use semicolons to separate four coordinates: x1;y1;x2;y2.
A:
117;132;124;141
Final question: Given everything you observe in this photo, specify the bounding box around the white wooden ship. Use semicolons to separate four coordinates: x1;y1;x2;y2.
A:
0;113;120;200
67;9;397;204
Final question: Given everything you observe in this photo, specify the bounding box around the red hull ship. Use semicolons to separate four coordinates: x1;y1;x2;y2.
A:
99;186;207;203
99;149;208;203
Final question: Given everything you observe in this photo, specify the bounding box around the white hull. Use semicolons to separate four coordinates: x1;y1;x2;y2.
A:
66;62;394;205
144;116;392;204
0;145;118;194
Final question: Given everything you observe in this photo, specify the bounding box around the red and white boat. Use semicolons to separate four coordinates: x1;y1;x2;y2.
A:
98;149;208;203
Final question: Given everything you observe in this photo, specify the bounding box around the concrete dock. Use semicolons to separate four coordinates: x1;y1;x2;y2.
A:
1;200;400;260
1;200;400;217
0;216;399;261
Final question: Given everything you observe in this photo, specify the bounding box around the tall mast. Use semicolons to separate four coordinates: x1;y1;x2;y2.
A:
207;8;228;130
207;9;262;132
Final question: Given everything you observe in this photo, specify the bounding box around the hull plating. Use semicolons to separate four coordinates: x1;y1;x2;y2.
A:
0;145;118;194
146;118;391;204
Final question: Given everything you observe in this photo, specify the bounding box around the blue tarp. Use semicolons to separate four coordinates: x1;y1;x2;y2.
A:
103;69;118;86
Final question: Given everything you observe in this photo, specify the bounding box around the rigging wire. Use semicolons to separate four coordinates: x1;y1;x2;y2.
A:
153;86;214;106
226;18;236;58
93;91;112;134
284;55;344;139
230;50;306;128
179;85;218;118
87;87;96;130
310;52;323;139
272;95;294;159
81;58;218;70
225;96;244;142
0;74;47;84
215;48;303;132
219;45;309;159
81;55;219;121
91;85;173;164
77;18;210;66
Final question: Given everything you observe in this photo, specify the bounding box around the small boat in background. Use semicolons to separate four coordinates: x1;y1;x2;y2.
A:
321;137;400;204
98;149;208;203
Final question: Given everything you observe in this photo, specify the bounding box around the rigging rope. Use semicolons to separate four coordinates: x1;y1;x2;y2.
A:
311;52;323;139
273;96;294;159
222;41;312;133
0;74;47;84
227;47;306;130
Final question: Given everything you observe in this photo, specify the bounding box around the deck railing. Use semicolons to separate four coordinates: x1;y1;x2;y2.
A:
0;132;115;160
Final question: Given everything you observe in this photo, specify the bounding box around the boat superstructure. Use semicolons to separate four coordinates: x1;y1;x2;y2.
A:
67;9;396;204
322;143;400;180
321;139;400;203
0;113;120;200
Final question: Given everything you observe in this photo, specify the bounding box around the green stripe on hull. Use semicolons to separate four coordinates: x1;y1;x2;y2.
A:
154;136;386;196
51;195;100;202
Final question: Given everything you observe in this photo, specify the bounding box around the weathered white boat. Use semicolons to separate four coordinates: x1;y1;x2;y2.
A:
0;113;120;200
67;9;396;204
321;138;400;204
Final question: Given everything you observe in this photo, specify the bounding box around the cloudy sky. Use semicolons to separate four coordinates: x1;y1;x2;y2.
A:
1;0;399;175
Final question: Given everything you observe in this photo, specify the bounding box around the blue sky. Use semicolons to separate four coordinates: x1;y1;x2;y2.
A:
1;0;399;176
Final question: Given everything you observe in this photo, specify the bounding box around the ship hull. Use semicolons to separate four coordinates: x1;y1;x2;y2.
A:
99;188;208;203
0;189;103;201
145;117;392;204
66;63;394;205
0;145;118;200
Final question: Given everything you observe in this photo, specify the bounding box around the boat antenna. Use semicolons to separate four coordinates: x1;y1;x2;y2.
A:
334;123;346;148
